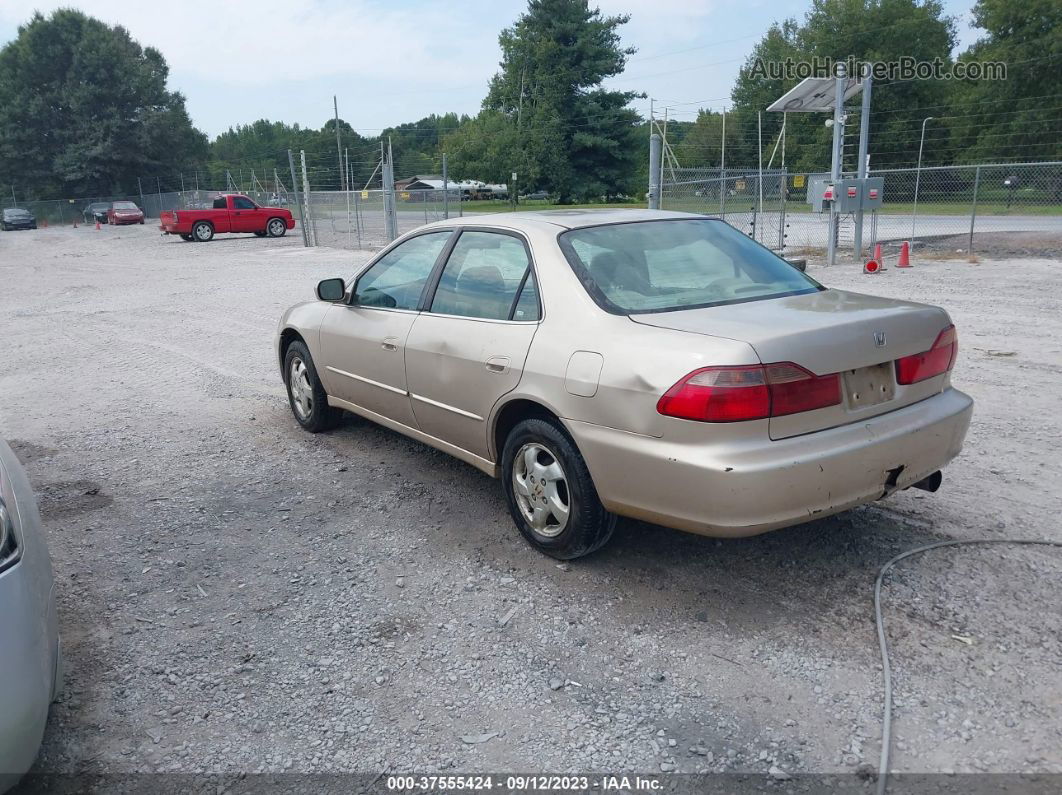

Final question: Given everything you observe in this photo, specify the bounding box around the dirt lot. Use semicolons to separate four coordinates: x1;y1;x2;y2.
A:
1;224;1060;782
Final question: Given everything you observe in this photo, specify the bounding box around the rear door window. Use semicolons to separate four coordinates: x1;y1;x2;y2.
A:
429;231;533;320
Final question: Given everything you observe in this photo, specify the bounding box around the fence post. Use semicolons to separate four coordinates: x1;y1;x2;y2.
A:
778;168;788;251
968;165;981;256
442;153;449;220
288;150;309;247
300;150;317;246
383;138;398;241
137;178;146;217
648;133;662;210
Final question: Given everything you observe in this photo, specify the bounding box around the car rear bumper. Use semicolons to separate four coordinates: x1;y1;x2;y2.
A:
159;223;181;234
567;387;974;537
0;564;59;786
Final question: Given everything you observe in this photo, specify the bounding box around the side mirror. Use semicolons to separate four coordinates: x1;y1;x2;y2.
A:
316;278;346;302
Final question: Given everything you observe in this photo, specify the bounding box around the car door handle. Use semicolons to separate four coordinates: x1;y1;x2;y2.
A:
485;356;510;374
382;339;399;352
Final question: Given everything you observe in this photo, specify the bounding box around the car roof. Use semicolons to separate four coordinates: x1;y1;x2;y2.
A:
422;208;705;232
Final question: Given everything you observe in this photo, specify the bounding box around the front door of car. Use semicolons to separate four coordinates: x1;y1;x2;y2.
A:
230;196;260;233
318;230;454;429
404;229;541;459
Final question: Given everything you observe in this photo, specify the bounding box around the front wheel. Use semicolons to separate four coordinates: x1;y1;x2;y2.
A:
501;418;616;559
283;341;341;433
266;218;287;238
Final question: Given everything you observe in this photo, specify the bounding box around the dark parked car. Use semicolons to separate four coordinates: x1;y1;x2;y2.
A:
1;208;36;231
521;190;550;201
83;202;110;224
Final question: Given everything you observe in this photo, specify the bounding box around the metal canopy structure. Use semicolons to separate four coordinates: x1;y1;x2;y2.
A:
766;76;862;113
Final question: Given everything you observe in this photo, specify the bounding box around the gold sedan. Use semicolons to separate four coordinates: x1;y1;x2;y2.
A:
276;210;972;559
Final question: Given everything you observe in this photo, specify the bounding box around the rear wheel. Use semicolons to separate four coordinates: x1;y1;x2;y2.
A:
501;418;616;559
283;341;341;433
192;221;214;242
267;217;287;237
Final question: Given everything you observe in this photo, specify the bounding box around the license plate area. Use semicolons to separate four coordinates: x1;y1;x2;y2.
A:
843;362;895;409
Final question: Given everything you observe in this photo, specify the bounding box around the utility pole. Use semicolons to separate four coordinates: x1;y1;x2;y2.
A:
334;95;345;192
826;63;846;268
854;64;873;257
288;150;309;246
300;149;315;246
648;134;662;210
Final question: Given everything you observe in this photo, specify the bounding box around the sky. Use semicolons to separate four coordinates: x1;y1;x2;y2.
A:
0;0;983;139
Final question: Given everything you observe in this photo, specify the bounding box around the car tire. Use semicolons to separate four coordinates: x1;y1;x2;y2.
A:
501;418;616;559
139;219;144;225
283;341;341;433
192;221;214;242
267;217;287;238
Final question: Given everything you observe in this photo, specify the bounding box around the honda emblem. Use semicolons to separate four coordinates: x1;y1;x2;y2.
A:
874;331;887;347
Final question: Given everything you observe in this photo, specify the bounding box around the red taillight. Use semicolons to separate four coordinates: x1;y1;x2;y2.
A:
764;363;842;417
895;325;957;385
657;362;841;423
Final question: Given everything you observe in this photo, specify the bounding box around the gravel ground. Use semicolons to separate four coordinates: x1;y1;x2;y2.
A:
1;224;1060;782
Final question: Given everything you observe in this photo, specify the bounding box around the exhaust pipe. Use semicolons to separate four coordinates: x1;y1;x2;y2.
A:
910;471;942;493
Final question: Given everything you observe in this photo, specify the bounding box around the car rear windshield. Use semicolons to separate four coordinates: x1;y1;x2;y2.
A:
558;218;822;314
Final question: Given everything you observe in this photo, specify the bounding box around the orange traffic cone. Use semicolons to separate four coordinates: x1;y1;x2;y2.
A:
95;220;101;230
897;241;912;268
863;259;881;274
873;242;882;262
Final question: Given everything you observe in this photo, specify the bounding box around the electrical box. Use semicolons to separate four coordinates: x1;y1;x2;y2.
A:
807;176;884;213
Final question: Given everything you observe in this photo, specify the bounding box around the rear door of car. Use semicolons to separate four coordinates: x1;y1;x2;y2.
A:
403;228;541;459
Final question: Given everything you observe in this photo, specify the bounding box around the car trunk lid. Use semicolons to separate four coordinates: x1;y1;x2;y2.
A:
630;289;953;439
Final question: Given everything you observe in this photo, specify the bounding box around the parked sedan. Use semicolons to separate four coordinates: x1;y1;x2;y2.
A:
276;210;973;559
0;440;61;792
107;200;145;225
1;208;37;231
82;202;110;225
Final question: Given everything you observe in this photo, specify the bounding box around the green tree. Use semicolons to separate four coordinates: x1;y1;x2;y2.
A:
948;0;1062;163
448;0;641;201
730;0;957;171
0;9;207;199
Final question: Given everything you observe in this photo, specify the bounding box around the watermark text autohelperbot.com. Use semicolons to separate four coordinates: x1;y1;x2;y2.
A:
746;56;1007;81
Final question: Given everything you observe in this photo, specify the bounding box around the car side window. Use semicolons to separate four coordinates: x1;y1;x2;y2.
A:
233;197;255;210
213;197;227;209
429;231;532;320
355;231;452;310
512;271;541;321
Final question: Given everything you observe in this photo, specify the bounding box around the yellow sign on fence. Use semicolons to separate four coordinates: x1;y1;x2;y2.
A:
735;179;746;191
793;175;806;188
400;192;410;200
361;191;369;199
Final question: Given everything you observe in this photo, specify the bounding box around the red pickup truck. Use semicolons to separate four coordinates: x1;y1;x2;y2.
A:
159;194;295;242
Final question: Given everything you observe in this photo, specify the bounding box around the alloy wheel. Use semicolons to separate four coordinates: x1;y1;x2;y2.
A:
512;442;570;537
288;357;314;420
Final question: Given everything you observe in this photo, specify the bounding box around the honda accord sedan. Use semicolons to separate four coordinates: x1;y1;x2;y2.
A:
0;440;61;791
276;210;973;559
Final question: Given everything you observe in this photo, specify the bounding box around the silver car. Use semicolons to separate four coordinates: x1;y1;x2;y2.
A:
277;210;973;559
0;440;61;792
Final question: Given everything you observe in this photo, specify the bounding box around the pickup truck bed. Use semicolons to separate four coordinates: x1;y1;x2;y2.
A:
160;194;295;242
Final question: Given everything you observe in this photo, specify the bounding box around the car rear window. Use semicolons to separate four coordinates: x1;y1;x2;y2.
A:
558;218;821;314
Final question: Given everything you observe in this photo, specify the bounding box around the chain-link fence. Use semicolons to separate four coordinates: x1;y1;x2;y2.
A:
304;188;463;249
662;161;1062;257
